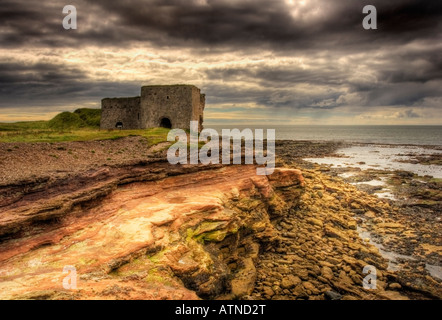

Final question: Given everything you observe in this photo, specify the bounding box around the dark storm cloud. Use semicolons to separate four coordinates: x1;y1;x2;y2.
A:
0;0;441;119
202;39;442;109
203;64;347;108
205;65;346;87
365;81;441;107
377;49;442;84
0;63;86;85
0;1;60;47
203;79;343;109
103;0;441;49
0;62;139;108
1;0;441;49
85;0;442;49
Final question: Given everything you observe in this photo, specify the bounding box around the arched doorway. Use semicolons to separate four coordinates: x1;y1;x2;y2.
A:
115;121;123;129
160;118;172;129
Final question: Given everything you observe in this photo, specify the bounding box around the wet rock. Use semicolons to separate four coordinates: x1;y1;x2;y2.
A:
325;290;342;300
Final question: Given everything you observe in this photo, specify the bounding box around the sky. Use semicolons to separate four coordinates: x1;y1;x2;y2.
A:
0;0;441;125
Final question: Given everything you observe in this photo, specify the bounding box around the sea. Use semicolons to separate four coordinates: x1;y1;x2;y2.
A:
207;125;442;179
208;125;442;146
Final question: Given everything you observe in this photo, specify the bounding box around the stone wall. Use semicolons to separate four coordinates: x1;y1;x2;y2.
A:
100;97;141;130
100;85;205;131
199;93;205;130
141;85;204;131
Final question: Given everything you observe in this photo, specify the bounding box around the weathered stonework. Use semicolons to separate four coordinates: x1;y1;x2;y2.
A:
101;97;141;130
100;85;205;131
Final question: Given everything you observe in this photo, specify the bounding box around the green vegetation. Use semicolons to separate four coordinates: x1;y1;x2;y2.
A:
186;220;239;244
47;108;101;130
0;108;172;144
48;112;85;130
0;127;171;144
0;121;48;132
73;108;101;127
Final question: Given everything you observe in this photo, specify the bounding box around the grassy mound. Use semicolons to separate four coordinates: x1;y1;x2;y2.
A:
48;112;85;129
48;109;101;130
74;108;101;127
0;108;172;144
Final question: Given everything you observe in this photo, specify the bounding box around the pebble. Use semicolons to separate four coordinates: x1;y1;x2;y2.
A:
388;283;402;290
325;290;342;300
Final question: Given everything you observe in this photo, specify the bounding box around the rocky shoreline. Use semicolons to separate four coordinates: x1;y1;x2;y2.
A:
0;138;440;300
274;140;441;299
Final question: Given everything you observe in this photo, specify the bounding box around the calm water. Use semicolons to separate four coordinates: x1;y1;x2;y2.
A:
208;125;442;146
305;145;442;178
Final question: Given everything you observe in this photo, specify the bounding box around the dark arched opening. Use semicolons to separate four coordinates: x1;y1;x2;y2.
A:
115;122;123;129
160;118;172;129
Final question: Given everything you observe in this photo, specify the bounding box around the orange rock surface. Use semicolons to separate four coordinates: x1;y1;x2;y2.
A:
0;164;304;299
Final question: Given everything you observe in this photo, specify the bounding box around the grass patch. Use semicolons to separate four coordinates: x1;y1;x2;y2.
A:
0;121;48;131
74;108;101;127
0;127;171;144
0;109;179;147
48;112;85;130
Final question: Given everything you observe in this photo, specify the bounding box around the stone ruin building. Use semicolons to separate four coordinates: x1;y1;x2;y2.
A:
100;85;205;131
